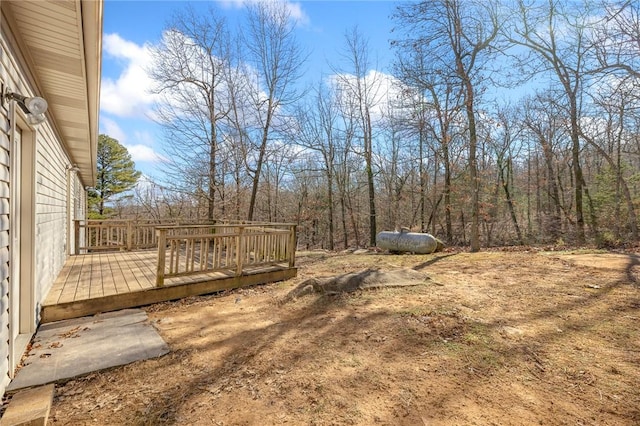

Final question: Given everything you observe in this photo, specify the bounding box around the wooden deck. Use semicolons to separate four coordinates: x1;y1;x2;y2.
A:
41;250;297;323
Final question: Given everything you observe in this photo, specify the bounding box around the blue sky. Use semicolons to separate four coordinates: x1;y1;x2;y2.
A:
99;0;400;178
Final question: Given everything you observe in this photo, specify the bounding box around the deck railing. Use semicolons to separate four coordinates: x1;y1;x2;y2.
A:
74;219;180;254
155;223;297;286
73;220;297;286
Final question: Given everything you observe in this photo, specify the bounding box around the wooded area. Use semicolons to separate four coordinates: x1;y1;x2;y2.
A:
114;0;640;251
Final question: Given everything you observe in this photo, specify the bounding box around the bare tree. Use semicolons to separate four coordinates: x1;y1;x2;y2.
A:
332;27;383;247
377;101;412;232
507;0;604;243
334;89;362;248
593;0;640;79
243;1;307;221
393;41;466;242
259;141;297;222
393;0;500;251
580;79;639;240
149;6;232;221
492;106;525;244
133;178;200;221
223;43;258;220
294;81;341;250
521;93;567;240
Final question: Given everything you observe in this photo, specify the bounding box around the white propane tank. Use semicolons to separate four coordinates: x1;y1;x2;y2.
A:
376;230;443;254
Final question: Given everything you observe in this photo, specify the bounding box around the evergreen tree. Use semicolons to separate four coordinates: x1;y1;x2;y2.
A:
89;134;141;218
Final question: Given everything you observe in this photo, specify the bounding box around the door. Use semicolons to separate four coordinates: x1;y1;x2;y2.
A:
8;120;36;377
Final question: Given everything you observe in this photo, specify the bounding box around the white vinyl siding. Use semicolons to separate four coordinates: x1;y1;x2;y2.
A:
34;127;70;306
0;31;16;398
0;92;11;398
0;21;83;395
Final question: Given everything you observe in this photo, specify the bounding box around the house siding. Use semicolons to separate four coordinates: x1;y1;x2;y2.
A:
34;127;70;307
0;31;15;399
0;22;80;396
0;64;10;397
70;168;86;255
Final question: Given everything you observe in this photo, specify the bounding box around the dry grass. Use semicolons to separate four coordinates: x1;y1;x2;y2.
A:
49;250;640;425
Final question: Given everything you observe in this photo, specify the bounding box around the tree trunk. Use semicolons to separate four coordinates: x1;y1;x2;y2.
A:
443;143;452;241
365;109;377;247
347;190;360;248
464;78;480;252
326;168;335;251
208;120;217;222
340;193;348;249
431;155;439;236
538;135;561;239
248;105;273;221
500;157;524;245
419;124;426;232
570;100;585;243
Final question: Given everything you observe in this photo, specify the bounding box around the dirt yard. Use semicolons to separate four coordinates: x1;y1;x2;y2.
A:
47;249;639;425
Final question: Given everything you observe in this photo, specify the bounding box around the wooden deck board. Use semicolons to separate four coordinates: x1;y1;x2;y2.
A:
90;253;103;299
101;253;117;297
109;252;132;294
41;250;297;323
78;254;95;300
53;255;76;303
45;257;74;305
114;251;150;292
129;250;158;286
58;255;84;304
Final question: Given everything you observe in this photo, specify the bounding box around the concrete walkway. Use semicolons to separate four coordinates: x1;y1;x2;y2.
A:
7;309;170;391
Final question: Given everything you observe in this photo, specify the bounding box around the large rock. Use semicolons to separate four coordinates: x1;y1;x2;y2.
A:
377;230;444;254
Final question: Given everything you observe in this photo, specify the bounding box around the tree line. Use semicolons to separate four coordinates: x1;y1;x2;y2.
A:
111;0;640;251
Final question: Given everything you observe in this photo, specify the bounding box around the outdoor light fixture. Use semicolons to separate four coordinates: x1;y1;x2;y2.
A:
2;86;48;125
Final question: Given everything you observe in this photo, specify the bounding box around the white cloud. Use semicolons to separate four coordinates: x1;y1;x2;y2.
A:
101;33;159;118
127;144;166;163
99;117;166;163
129;130;168;163
219;0;310;26
283;1;309;26
100;116;127;142
329;69;405;120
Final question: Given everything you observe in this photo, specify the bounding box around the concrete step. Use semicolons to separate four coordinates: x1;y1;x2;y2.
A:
0;384;54;426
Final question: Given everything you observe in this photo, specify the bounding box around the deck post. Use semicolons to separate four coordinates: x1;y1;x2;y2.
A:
127;220;133;251
74;220;80;255
156;228;167;286
288;225;296;267
236;226;244;276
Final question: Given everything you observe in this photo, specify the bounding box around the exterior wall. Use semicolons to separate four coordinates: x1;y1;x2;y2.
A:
69;168;85;256
34;127;71;310
0;22;80;396
0;37;11;397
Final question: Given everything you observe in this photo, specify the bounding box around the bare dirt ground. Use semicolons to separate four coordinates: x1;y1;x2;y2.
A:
48;249;639;425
